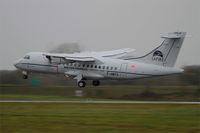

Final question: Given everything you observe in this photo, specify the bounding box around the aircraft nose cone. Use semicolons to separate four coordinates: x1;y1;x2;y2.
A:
14;59;22;68
14;61;19;68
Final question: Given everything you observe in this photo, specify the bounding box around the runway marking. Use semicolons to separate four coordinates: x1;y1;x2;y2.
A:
0;100;200;104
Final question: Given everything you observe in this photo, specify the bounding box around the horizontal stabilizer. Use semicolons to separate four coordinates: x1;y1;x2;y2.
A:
161;32;183;39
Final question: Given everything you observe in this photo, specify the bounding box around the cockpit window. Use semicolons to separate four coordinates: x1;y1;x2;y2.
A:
24;55;30;59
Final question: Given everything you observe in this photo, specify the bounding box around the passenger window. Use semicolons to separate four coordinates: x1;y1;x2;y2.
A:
91;65;93;68
115;67;117;70
95;65;97;68
83;64;85;67
98;66;101;69
111;67;113;70
87;65;89;68
106;66;109;70
102;66;105;69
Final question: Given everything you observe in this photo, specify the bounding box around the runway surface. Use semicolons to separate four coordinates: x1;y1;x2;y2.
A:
0;100;200;104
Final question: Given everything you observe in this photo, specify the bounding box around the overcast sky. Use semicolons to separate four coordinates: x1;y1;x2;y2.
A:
0;0;199;70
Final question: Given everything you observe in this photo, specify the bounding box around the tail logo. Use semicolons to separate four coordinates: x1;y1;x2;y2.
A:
152;50;163;62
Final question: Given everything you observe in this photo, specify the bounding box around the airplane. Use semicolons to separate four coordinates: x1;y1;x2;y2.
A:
14;32;186;88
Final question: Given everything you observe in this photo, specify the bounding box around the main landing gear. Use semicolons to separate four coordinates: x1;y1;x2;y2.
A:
77;80;100;88
74;74;101;88
78;80;86;88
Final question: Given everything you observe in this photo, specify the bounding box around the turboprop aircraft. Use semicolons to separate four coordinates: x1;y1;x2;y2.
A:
14;32;186;88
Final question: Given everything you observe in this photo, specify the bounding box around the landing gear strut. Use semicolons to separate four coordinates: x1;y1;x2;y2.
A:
92;80;100;86
78;81;86;88
74;74;86;88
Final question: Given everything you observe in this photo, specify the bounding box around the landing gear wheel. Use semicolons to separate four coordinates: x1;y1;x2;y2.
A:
92;80;100;86
78;81;86;88
22;75;28;79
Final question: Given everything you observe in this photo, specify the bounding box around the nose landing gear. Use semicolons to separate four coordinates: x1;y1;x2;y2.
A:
22;71;28;79
22;75;28;79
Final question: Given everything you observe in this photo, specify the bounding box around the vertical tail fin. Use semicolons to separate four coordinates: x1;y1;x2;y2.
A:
126;32;186;67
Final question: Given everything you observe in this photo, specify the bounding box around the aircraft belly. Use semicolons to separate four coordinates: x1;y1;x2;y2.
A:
107;73;149;80
64;69;105;80
85;73;104;79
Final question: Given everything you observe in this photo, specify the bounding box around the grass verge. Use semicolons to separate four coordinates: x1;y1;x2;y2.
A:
0;102;199;133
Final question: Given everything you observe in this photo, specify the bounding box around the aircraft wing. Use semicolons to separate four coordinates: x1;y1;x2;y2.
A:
96;48;135;58
43;48;135;63
43;53;96;63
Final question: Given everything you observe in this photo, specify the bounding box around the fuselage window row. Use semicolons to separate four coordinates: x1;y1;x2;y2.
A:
64;63;117;71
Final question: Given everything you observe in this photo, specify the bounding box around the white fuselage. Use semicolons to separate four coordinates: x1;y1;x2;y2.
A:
14;52;183;80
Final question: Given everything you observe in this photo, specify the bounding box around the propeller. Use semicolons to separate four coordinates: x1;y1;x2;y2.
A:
49;43;81;53
45;42;82;64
